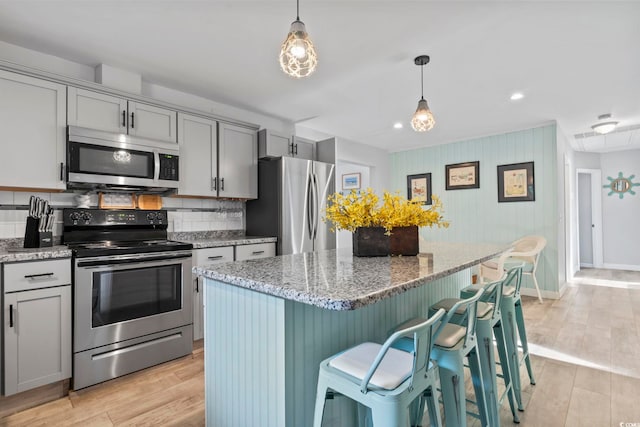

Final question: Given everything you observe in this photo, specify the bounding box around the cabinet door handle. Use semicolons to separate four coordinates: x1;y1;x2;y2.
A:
221;178;225;191
24;272;54;279
294;143;298;156
130;112;135;129
194;277;199;293
251;250;265;255
60;163;65;181
290;142;295;155
9;304;14;328
208;255;224;260
122;110;126;127
212;177;218;190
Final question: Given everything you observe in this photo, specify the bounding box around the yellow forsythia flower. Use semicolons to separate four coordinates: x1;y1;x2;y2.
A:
323;188;449;234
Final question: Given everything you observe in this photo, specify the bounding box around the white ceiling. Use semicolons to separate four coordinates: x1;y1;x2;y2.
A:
0;1;639;152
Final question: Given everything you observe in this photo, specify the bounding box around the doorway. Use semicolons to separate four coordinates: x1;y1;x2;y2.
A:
576;169;603;269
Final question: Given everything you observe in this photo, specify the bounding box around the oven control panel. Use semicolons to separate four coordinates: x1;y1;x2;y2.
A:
63;209;167;226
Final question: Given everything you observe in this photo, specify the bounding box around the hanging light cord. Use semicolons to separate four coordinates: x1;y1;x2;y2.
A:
296;0;300;20
420;63;425;101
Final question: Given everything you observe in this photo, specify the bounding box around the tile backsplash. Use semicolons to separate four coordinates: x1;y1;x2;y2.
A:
0;190;244;239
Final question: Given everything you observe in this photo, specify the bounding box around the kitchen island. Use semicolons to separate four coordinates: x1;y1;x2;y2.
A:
194;242;507;427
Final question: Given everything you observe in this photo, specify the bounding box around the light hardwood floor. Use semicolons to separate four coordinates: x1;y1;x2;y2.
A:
0;346;205;427
2;269;640;426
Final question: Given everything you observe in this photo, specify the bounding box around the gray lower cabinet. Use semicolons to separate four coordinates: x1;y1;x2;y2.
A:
191;243;275;341
192;247;234;341
2;259;72;396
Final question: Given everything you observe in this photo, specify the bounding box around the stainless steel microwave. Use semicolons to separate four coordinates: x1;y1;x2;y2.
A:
66;126;179;194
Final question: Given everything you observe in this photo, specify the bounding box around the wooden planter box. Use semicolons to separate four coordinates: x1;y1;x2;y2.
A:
352;226;419;257
352;227;389;257
389;225;419;256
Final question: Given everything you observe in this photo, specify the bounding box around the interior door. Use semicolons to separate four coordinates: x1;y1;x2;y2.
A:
312;161;336;251
281;157;314;255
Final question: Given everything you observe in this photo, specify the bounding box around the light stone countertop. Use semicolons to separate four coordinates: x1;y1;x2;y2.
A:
0;245;72;263
194;241;508;310
0;236;275;263
181;236;277;249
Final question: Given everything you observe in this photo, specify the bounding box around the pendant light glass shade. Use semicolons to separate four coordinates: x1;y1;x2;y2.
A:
411;55;435;132
279;0;317;78
411;98;435;132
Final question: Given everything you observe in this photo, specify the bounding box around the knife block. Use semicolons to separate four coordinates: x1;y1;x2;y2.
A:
23;217;53;248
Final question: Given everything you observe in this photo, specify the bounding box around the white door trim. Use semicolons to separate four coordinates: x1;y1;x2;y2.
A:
576;168;603;268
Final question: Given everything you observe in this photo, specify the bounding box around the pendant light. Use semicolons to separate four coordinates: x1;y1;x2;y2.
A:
411;55;435;132
279;0;317;78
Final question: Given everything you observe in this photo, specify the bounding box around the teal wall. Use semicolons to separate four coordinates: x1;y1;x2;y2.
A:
390;124;559;293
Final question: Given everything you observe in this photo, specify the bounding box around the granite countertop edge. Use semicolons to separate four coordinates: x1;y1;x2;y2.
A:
0;246;72;263
185;236;277;249
194;245;506;311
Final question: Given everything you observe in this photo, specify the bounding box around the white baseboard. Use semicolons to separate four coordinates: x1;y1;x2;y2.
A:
580;263;594;268
602;263;640;272
520;287;562;300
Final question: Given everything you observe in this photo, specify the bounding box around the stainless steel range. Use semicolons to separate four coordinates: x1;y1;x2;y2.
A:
63;208;193;390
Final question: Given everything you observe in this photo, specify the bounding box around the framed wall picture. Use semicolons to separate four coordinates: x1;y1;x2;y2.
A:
497;161;535;202
407;173;432;205
445;161;480;190
342;173;361;190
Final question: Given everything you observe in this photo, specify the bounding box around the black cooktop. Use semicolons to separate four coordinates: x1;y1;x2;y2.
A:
68;239;193;258
63;208;193;257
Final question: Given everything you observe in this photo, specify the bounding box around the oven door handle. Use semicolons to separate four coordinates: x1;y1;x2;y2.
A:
77;253;192;268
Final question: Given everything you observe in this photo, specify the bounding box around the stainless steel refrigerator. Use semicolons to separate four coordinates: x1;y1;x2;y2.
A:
246;157;335;255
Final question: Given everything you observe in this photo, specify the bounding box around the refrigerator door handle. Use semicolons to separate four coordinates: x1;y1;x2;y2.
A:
312;174;320;241
307;175;314;240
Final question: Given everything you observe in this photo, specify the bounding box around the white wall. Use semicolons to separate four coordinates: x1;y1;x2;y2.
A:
296;125;390;196
0;40;94;81
574;151;601;169
600;149;640;269
0;40;292;133
334;161;371;250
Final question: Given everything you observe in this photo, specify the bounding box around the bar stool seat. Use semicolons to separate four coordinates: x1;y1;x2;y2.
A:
434;323;466;349
462;284;515;297
432;299;494;318
313;309;446;427
328;343;414;390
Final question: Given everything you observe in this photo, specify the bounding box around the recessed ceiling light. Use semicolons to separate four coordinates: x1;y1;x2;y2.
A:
510;92;524;101
393;122;403;129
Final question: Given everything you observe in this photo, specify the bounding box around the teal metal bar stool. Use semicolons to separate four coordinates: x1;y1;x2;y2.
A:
461;264;535;411
425;288;488;427
433;269;521;426
313;308;446;427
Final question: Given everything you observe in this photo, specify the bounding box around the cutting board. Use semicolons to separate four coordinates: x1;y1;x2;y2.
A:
137;195;162;210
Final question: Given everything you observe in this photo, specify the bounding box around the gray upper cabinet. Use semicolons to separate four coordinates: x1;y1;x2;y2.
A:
258;129;315;160
219;123;258;199
0;70;66;190
68;87;177;143
178;113;218;197
292;136;315;160
258;129;292;158
3;259;72;396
